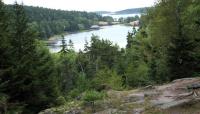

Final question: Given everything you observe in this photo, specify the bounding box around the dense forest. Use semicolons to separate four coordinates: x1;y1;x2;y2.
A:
114;7;149;14
94;11;111;15
6;5;106;39
95;7;148;15
0;0;200;114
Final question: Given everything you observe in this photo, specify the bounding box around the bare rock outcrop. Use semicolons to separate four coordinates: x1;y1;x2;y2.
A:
39;77;200;114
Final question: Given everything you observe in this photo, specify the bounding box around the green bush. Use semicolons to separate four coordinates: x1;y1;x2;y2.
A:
126;62;150;87
76;72;91;92
93;69;123;90
68;89;81;99
0;93;24;114
82;90;105;103
55;96;66;106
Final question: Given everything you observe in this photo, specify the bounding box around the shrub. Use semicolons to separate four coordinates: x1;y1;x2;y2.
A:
68;89;81;99
55;96;66;106
82;90;105;103
126;62;150;87
93;69;123;90
82;90;105;113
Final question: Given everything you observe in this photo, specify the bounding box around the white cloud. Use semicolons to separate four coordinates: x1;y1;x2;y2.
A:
3;0;157;11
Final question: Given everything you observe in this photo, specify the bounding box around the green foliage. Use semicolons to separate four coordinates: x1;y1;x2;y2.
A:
88;35;120;69
102;16;114;24
75;72;91;92
58;54;77;94
0;1;11;109
60;35;68;53
68;89;81;99
93;68;123;90
145;0;200;81
82;90;105;103
126;27;136;48
67;72;91;99
0;2;60;113
125;0;200;84
119;15;140;23
1;0;200;113
32;41;60;109
57;37;78;95
126;62;150;87
6;5;104;39
125;16;140;23
55;96;66;106
82;90;106;113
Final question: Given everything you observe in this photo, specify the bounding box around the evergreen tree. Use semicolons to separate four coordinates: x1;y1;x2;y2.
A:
6;3;37;105
0;0;10;86
58;36;77;94
0;3;60;113
68;39;74;51
30;41;59;112
139;0;200;81
60;35;68;53
126;27;136;48
167;0;198;80
0;1;12;113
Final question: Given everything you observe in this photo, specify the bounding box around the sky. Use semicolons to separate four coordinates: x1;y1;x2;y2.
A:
3;0;156;12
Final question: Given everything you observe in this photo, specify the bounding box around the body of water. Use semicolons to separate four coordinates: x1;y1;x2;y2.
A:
102;13;141;20
49;25;133;52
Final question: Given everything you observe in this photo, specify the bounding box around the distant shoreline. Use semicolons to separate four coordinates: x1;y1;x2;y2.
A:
46;24;132;45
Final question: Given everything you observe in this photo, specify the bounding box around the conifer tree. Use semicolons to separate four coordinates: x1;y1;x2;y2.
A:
60;35;68;53
0;3;59;113
6;2;37;104
0;1;12;113
58;35;77;94
0;0;10;84
167;0;198;80
68;39;74;51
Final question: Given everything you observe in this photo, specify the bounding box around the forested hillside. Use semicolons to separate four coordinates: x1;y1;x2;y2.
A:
115;7;148;14
0;0;200;114
94;11;111;15
95;7;148;15
7;5;103;39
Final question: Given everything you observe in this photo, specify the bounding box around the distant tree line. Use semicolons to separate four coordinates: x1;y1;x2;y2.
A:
7;5;104;39
118;15;140;23
114;7;149;14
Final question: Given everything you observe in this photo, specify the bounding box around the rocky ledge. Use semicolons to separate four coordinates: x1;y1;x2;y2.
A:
39;77;200;114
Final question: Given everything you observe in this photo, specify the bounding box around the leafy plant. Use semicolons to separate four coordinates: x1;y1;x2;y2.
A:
82;90;105;103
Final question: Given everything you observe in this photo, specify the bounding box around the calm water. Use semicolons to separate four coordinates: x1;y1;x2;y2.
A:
102;13;141;20
49;25;133;52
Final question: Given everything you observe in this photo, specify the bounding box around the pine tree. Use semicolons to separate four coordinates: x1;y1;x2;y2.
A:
5;3;37;104
60;35;68;53
30;41;59;113
0;0;10;84
126;27;136;48
167;0;198;80
84;40;89;52
0;3;59;113
68;39;74;51
0;1;12;113
58;35;77;94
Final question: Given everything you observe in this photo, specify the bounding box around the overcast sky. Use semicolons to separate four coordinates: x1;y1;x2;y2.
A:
3;0;156;12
